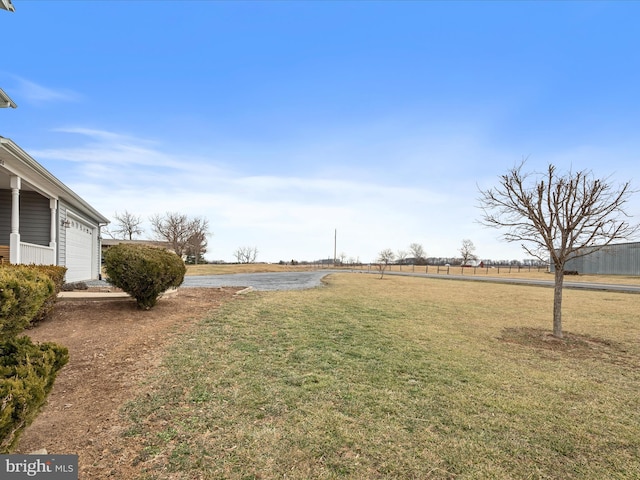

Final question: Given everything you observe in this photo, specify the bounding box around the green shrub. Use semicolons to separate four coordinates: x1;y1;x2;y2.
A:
103;244;186;310
30;265;67;326
0;266;54;341
0;336;69;453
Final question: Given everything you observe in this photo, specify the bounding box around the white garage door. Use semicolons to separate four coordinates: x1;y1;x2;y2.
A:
65;218;93;282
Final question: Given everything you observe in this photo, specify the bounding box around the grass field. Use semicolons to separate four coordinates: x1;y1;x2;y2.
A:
125;273;640;479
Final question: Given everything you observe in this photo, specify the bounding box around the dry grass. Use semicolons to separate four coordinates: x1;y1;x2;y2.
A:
123;273;640;479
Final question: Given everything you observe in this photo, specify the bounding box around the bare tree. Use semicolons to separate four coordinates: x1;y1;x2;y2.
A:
396;250;408;270
409;243;426;264
376;248;395;279
478;161;638;338
106;210;144;240
185;217;210;264
459;239;477;266
234;246;258;264
150;212;210;258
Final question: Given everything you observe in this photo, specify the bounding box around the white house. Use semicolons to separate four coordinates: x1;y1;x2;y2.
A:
0;136;109;282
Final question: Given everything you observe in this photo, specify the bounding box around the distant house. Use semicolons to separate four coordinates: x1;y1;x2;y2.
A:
101;238;172;258
0;136;109;282
461;259;481;267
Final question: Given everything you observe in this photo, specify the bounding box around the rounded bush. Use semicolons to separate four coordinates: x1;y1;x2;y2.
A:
103;244;186;310
0;266;54;341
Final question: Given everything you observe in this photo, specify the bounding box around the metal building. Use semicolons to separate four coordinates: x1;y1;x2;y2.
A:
556;241;640;275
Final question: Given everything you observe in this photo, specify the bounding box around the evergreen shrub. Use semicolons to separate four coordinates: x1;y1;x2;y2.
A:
103;244;186;310
0;336;69;452
30;265;67;326
0;266;54;341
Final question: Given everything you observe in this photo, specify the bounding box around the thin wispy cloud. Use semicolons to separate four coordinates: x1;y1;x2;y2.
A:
51;127;466;261
11;76;80;104
32;128;183;168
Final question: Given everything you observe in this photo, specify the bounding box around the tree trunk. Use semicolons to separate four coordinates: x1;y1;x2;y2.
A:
553;267;564;338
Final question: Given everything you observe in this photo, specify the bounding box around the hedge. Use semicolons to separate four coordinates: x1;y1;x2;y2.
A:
0;336;69;453
0;265;69;452
28;265;67;326
0;266;54;341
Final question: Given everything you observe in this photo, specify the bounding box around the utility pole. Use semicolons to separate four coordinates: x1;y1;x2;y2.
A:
333;228;337;266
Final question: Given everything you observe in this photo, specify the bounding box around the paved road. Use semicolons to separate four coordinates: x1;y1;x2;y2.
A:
182;270;338;291
374;270;640;294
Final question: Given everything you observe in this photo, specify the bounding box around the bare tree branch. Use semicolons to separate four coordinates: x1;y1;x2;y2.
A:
478;161;638;337
150;212;210;259
459;239;477;265
234;246;259;264
376;248;395;279
409;243;426;265
111;210;144;240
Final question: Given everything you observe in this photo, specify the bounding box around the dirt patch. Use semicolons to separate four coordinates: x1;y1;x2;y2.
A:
499;327;638;368
15;287;243;479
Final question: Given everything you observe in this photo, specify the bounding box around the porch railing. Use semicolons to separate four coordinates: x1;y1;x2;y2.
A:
20;242;55;266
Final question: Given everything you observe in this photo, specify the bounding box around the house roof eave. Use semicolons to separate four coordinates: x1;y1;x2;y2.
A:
0;136;110;225
0;88;17;108
0;0;15;12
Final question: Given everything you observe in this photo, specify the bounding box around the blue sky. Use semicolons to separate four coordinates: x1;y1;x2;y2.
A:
2;1;640;263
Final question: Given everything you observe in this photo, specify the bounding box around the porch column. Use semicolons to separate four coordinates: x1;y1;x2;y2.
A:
9;175;20;264
50;198;58;264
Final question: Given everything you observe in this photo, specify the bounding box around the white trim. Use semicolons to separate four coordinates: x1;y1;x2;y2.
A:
0;0;15;12
0;88;17;108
